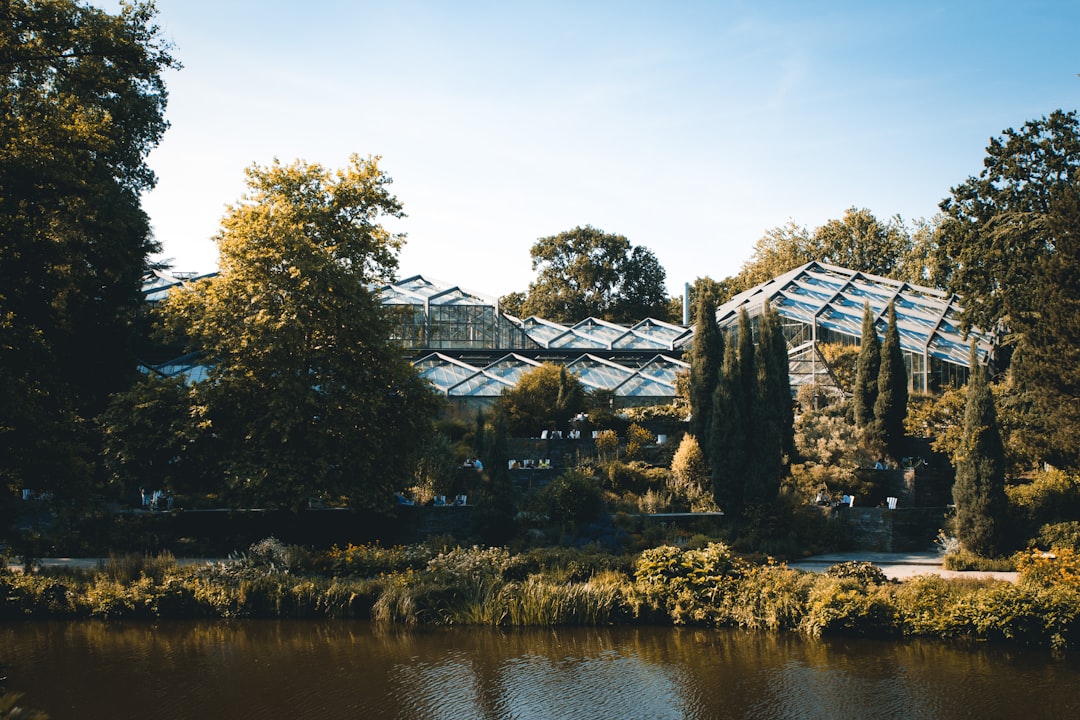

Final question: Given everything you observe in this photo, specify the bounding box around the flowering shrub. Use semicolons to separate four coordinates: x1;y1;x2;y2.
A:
320;542;433;577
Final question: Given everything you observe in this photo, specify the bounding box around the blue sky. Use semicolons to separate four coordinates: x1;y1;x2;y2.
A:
116;0;1079;298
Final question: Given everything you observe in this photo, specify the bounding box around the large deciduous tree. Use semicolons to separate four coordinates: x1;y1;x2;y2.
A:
508;225;669;323
0;0;178;497
935;110;1080;468
952;343;1009;557
497;362;587;437
935;110;1080;335
160;156;440;509
733;209;918;295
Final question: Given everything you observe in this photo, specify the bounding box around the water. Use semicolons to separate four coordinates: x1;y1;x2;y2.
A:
3;621;1078;719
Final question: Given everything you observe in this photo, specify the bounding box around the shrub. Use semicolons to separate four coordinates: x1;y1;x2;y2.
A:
319;543;433;577
824;561;889;585
801;575;897;637
1008;469;1080;526
1036;522;1080;552
633;543;746;625
625;423;655;459
537;468;604;525
1016;547;1080;589
722;562;815;631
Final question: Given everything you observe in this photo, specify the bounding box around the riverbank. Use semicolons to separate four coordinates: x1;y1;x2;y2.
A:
7;551;1020;582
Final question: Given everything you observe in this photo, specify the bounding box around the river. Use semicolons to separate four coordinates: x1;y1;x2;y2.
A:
3;621;1078;719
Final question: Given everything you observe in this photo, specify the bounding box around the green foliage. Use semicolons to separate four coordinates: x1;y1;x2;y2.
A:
0;0;178;498
668;434;717;511
605;460;667;495
853;303;880;428
594;429;619;461
318;542;434;577
536;468;605;525
1036;522;1080;552
872;301;908;459
953;343;1009;557
801;576;898;637
936;110;1080;333
159;156;440;509
733;210;924;294
498;363;587;437
788;404;874;501
824;561;890;585
1007;469;1080;530
710;342;745;515
688;290;723;450
1010;184;1080;469
509;225;670;323
818;343;861;396
100;375;209;499
624;423;654;459
633;543;747;626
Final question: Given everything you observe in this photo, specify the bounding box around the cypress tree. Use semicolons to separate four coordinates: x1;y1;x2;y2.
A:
688;291;723;455
873;300;908;458
766;303;795;461
744;305;789;506
710;342;746;516
736;308;756;413
952;342;1009;556
854;302;881;429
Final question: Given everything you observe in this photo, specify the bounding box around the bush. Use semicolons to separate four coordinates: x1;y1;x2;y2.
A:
537;468;605;525
1036;522;1080;552
801;576;897;637
824;561;890;585
318;542;434;577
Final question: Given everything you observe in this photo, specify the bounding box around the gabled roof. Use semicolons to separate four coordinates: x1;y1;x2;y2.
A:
376;274;498;308
715;261;993;367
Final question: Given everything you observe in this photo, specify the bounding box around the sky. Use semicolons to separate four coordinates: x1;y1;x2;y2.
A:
106;0;1079;299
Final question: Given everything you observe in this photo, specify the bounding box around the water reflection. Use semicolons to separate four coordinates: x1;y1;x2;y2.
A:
3;622;1078;719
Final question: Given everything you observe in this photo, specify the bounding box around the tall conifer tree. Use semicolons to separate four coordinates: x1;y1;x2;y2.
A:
710;342;746;516
688;291;723;455
854;302;881;429
873;301;908;458
952;342;1009;556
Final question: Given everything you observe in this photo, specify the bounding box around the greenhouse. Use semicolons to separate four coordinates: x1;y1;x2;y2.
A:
714;261;994;394
141;265;991;403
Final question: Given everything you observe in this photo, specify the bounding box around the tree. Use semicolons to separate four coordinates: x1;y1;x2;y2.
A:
687;290;723;455
935;110;1080;335
873;301;908;459
733;209;919;295
1009;184;1080;469
100;374;209;501
744;304;790;506
812;208;913;278
952;343;1009;556
0;0;178;497
853;302;881;429
159;156;440;509
710;342;746;515
497;362;587;437
509;225;670;323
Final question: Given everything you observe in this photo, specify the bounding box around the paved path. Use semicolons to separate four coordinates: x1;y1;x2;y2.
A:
788;551;1019;582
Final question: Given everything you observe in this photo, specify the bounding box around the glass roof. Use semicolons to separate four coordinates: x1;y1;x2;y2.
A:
715;261;993;368
414;353;686;399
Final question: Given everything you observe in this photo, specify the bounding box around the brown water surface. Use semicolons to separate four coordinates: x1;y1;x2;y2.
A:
3;621;1078;719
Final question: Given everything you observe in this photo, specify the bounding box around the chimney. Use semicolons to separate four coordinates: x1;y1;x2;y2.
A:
683;282;690;326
